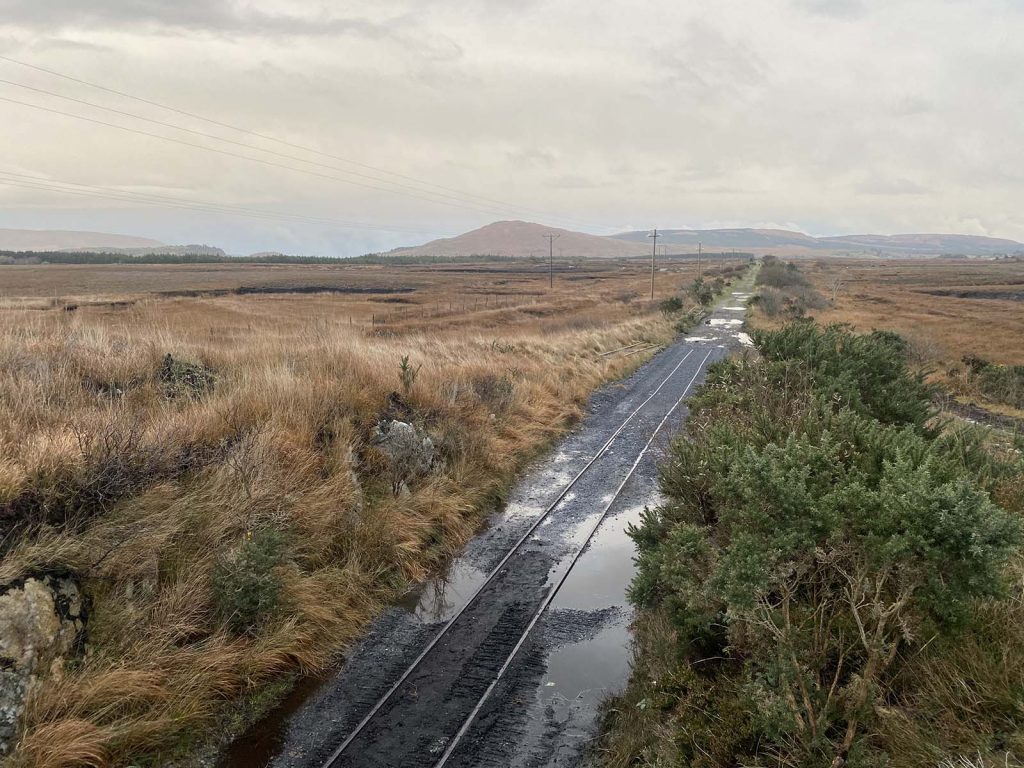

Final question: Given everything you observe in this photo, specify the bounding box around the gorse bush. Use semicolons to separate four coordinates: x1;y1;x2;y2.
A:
962;355;1024;409
754;258;826;317
757;256;810;289
687;277;715;306
612;322;1024;768
658;296;684;315
213;529;285;634
755;320;936;431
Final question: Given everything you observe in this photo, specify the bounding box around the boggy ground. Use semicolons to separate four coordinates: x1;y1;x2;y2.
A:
795;257;1024;365
0;257;738;767
798;257;1024;419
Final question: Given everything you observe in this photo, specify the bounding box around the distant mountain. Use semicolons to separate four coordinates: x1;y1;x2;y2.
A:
816;233;1024;255
387;220;647;259
388;222;1024;261
611;228;820;250
610;228;1024;256
0;228;164;252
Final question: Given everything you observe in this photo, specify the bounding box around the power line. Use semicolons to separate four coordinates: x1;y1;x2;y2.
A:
648;228;659;300
0;177;434;238
0;170;444;237
542;232;560;289
0;53;596;227
0;94;543;223
0;54;616;233
0;76;523;214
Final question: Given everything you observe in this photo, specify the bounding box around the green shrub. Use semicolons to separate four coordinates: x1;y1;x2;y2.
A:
671;305;707;334
962;355;1024;408
616;321;1023;768
754;321;936;431
658;296;684;315
213;529;285;634
753;259;826;317
756;257;810;289
687;277;715;306
398;354;421;394
753;286;784;316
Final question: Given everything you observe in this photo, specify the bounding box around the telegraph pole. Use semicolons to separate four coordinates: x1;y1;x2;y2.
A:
543;233;560;289
648;228;660;300
698;241;702;280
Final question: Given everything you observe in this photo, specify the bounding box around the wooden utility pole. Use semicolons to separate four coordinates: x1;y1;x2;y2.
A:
648;228;660;300
698;241;703;280
543;233;560;289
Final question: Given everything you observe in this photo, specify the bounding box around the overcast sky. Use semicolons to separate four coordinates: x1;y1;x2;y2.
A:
1;0;1022;255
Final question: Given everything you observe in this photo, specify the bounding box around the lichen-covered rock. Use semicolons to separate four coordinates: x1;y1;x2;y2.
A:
0;576;85;754
372;420;435;494
160;353;215;400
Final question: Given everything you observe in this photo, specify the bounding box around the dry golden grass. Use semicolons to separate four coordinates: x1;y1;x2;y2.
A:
799;257;1024;364
748;257;1024;416
0;258;722;766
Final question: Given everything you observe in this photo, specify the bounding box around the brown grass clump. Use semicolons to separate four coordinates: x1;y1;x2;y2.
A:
0;259;705;765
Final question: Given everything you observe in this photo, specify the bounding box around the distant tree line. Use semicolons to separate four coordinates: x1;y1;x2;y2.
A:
0;250;554;267
0;251;349;266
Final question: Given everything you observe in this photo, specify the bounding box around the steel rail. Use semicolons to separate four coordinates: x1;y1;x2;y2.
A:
432;348;714;768
321;346;697;766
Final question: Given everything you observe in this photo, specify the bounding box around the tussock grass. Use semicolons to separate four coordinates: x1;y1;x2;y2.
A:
795;257;1024;418
0;264;683;766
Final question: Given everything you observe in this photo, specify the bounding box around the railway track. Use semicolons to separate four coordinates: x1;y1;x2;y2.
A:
315;342;717;768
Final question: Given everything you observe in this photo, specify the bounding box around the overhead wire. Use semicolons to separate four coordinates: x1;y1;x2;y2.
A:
0;77;564;219
0;53;602;228
0;54;618;233
0;93;551;225
0;170;444;237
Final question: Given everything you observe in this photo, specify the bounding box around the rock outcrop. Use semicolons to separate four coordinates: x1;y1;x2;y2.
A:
372;420;435;495
0;575;86;754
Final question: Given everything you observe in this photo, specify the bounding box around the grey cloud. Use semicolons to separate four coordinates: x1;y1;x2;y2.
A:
0;0;454;51
890;94;934;116
855;177;928;196
793;0;866;19
0;0;240;32
548;174;601;190
505;147;559;168
651;20;769;104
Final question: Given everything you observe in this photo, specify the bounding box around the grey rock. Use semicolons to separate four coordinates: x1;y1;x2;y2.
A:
372;420;435;493
0;576;85;754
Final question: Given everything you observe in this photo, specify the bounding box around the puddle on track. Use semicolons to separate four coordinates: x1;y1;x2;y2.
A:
541;620;633;718
551;501;651;612
396;559;492;624
505;499;660;763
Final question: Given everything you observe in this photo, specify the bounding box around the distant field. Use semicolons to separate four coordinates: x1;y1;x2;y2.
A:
0;257;732;334
801;258;1024;366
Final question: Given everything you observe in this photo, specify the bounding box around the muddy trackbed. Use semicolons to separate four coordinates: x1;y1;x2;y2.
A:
222;290;754;768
